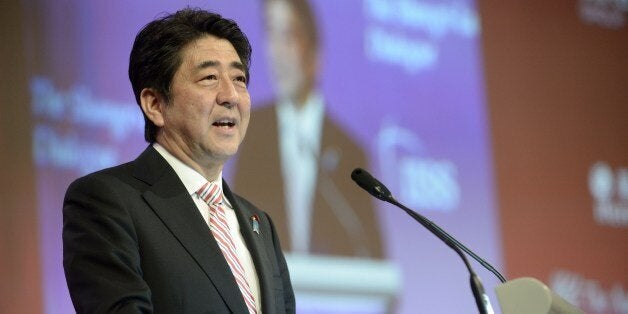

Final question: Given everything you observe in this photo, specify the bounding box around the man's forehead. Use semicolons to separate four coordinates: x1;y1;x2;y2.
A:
181;35;242;68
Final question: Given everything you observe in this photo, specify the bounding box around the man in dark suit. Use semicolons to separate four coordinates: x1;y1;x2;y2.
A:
63;8;295;313
233;0;383;258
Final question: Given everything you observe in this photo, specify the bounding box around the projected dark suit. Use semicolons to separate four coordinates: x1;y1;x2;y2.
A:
233;104;384;258
241;0;384;259
63;146;295;313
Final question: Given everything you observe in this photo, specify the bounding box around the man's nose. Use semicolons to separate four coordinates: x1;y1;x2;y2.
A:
217;79;239;108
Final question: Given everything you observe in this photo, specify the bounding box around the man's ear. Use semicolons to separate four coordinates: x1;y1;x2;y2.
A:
140;88;166;127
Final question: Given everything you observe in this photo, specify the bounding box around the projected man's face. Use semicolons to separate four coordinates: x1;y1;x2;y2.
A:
266;0;316;104
144;35;251;175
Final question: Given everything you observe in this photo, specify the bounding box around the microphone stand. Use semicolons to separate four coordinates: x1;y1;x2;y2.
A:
387;196;493;314
352;168;497;314
415;211;507;283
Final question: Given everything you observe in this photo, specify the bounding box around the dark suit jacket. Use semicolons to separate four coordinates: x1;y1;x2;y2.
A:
233;104;383;258
63;146;295;313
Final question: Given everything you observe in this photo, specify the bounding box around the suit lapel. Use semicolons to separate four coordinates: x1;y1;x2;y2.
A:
133;146;249;313
223;181;277;314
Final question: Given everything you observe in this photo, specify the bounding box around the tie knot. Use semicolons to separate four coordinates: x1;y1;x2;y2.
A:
196;181;223;206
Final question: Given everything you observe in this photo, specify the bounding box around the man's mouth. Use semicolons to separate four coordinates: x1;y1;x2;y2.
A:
212;118;236;128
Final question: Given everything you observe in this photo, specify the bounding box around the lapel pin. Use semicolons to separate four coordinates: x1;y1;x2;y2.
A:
251;214;260;235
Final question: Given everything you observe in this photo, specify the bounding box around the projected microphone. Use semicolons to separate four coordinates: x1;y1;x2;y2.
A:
351;167;500;314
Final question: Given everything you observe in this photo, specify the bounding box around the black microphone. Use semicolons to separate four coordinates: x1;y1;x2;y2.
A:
351;167;502;314
350;167;392;201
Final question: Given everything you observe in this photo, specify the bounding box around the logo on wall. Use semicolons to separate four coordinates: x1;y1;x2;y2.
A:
550;269;628;313
377;121;460;212
588;161;628;227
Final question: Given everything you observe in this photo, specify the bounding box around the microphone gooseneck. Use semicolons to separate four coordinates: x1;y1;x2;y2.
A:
351;168;502;314
350;168;506;283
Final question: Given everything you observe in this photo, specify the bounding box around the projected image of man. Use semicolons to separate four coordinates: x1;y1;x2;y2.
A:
234;0;384;258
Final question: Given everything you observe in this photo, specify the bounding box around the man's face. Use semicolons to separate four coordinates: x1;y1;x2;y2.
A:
158;35;251;166
266;0;313;101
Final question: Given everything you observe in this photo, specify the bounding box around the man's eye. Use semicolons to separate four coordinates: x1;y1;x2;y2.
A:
235;75;247;84
203;75;217;80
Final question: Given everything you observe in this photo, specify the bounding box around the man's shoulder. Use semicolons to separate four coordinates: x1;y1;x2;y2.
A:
240;103;278;146
249;102;277;123
252;101;276;112
65;160;136;194
321;113;363;149
65;146;159;195
87;160;134;178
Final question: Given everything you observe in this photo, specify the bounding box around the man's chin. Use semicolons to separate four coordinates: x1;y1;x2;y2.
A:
207;144;240;161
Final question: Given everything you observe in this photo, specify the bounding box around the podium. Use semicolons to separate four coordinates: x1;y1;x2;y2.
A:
285;253;402;313
495;277;584;314
285;253;584;313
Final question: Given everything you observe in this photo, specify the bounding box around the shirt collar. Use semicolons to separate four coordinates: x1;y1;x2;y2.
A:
153;143;230;206
277;91;325;149
278;91;324;119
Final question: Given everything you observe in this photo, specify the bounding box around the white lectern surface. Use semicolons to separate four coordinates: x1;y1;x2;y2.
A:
285;253;402;313
495;277;585;314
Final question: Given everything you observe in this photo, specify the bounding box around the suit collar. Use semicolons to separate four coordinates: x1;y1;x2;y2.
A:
132;145;170;187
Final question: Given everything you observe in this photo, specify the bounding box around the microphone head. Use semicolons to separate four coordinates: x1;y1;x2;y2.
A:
351;168;393;201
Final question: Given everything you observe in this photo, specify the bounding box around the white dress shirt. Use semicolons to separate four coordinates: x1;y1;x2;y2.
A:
153;143;261;310
276;92;325;253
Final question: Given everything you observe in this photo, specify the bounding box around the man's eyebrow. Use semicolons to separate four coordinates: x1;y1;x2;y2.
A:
196;60;245;72
230;61;246;72
196;60;218;70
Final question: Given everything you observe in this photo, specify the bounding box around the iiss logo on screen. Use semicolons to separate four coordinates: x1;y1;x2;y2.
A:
589;161;628;227
376;122;461;212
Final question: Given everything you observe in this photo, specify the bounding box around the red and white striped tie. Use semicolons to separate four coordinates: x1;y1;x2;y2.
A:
197;182;257;314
